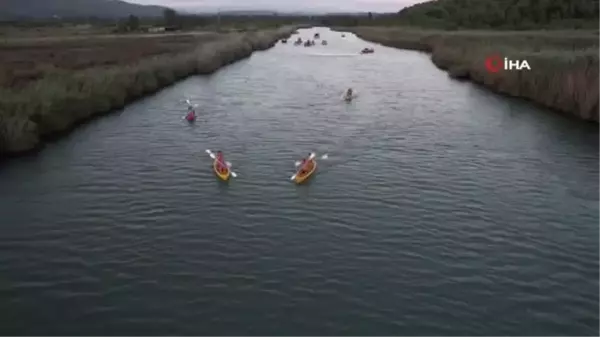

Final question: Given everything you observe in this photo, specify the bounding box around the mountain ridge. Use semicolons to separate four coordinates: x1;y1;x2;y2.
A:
0;0;170;19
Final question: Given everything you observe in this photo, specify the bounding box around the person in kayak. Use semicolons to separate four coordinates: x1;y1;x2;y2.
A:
344;88;354;100
216;151;227;173
186;105;196;121
299;153;312;175
299;158;307;173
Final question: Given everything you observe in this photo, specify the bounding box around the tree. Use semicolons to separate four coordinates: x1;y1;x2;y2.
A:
368;12;373;20
127;15;139;31
392;0;598;29
426;7;446;19
163;8;178;27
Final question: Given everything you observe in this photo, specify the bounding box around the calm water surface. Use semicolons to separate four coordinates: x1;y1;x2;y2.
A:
0;28;598;335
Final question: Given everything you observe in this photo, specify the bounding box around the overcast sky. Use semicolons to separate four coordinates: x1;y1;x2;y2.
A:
127;0;424;12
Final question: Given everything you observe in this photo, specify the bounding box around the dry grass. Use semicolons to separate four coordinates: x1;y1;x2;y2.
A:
0;32;221;88
0;27;297;156
341;27;599;122
0;24;114;39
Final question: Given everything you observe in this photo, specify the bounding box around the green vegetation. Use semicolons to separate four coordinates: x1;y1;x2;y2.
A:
321;0;599;30
1;8;309;36
150;12;309;32
396;0;599;29
0;27;297;156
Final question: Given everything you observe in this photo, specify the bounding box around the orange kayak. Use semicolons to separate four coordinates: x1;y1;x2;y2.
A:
213;160;230;181
293;159;317;184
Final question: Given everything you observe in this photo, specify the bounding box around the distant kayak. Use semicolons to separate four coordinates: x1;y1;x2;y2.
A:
341;89;357;102
184;99;197;122
361;48;375;54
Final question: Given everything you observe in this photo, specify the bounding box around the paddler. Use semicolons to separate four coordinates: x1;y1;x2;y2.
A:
216;151;227;173
299;153;312;174
344;88;353;100
186;105;196;121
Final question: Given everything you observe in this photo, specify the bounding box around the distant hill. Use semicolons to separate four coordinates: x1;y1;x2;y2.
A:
323;12;371;16
177;9;300;16
0;0;169;20
396;0;599;29
217;10;279;16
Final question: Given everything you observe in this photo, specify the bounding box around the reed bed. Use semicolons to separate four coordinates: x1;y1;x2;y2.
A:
341;27;599;122
0;27;296;156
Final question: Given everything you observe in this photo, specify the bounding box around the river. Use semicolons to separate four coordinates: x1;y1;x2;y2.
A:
0;27;598;335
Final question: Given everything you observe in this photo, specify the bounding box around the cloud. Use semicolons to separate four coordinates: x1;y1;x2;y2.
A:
127;0;423;12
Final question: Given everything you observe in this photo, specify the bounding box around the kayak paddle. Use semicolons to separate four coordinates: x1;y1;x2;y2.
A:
185;99;199;108
294;152;328;167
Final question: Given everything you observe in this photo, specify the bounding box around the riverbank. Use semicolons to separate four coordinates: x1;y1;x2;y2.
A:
338;27;599;122
0;26;296;157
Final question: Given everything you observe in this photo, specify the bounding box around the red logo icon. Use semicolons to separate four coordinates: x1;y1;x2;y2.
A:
485;54;503;73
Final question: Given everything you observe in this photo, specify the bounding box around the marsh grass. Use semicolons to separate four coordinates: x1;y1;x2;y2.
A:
0;27;296;156
0;33;223;88
342;27;599;122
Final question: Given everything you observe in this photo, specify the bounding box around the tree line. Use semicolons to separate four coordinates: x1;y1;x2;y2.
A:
0;9;309;32
397;0;599;29
3;0;598;32
320;0;599;29
114;9;309;32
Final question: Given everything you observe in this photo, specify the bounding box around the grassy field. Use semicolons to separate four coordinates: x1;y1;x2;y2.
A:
0;26;296;156
340;27;599;122
0;32;221;88
0;24;115;39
